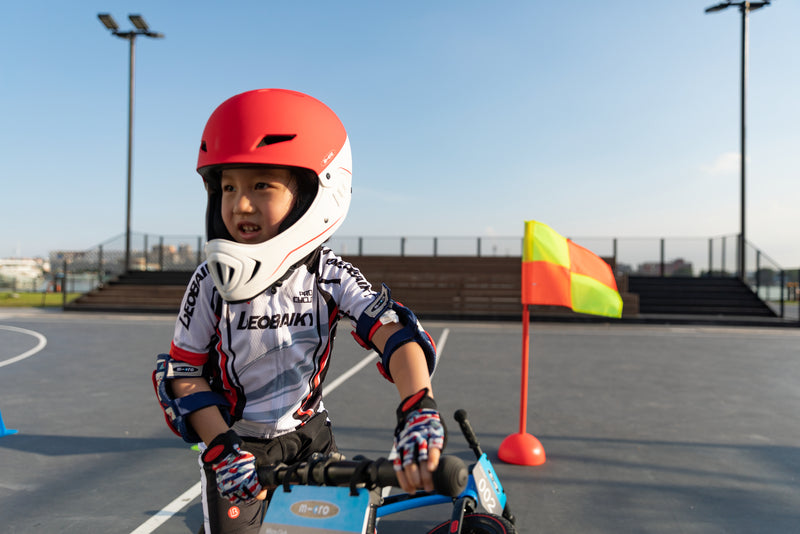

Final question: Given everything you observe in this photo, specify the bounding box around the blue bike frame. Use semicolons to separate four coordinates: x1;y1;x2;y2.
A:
377;453;508;519
260;410;515;534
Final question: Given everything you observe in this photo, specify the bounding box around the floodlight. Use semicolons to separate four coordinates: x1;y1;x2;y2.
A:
705;2;731;13
128;14;150;31
96;13;163;271
703;0;772;280
98;13;119;31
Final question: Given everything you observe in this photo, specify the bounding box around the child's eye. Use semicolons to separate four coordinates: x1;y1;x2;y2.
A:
254;182;271;190
221;184;235;192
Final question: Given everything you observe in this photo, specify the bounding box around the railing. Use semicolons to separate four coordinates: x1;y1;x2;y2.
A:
47;232;799;310
49;233;204;292
324;236;522;257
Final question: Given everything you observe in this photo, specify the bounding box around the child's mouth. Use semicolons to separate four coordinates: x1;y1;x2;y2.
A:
238;223;261;235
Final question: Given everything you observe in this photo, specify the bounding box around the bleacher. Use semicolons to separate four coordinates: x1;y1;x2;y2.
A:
65;255;639;319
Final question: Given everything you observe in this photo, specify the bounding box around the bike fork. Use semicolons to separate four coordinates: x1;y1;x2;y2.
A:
448;495;477;534
366;503;378;534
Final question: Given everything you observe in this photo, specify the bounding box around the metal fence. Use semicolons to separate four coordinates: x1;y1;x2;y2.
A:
49;233;204;288
45;232;799;303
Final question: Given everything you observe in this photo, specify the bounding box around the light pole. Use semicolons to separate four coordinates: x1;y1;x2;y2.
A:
704;1;769;281
98;14;164;272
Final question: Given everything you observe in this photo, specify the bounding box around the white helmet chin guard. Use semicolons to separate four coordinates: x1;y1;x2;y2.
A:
205;139;351;302
197;89;352;303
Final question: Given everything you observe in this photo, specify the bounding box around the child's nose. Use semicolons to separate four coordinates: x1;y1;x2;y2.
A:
234;192;255;213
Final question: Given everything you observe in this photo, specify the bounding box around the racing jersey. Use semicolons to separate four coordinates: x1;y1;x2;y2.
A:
169;247;377;438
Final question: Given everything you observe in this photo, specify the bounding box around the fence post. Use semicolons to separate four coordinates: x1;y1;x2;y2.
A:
659;238;665;277
612;238;617;267
197;236;203;265
158;236;165;271
755;250;761;295
98;244;104;287
736;235;742;280
708;238;713;275
433;237;438;257
779;270;785;318
358;237;363;256
400;237;406;257
722;238;727;276
62;257;68;309
477;237;482;257
144;234;149;270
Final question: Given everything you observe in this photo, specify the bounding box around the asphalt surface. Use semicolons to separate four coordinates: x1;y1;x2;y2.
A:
1;308;799;533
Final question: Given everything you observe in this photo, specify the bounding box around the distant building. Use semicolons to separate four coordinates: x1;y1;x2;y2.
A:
637;258;693;277
0;258;49;287
616;263;634;275
48;250;99;272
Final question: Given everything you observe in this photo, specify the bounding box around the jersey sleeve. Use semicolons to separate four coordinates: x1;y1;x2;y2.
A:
169;263;219;366
317;249;380;322
318;249;437;379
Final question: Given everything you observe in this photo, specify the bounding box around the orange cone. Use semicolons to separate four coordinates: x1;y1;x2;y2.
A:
498;432;545;466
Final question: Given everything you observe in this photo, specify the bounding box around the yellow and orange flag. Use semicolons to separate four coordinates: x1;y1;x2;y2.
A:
522;220;622;318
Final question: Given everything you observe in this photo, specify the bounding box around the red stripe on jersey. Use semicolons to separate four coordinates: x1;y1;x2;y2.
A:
170;342;208;366
295;305;338;419
215;336;241;415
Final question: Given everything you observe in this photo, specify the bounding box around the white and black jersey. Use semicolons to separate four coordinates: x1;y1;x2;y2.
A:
169;247;377;438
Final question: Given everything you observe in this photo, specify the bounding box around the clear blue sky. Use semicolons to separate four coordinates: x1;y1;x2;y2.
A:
2;1;798;267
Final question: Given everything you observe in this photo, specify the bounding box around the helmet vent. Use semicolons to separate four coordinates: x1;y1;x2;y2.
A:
200;141;207;152
257;134;296;147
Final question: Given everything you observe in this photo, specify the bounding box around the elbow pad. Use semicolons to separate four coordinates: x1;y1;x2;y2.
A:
152;353;232;443
352;284;438;382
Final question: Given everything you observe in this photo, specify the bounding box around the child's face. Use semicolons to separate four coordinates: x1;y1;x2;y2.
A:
220;167;297;244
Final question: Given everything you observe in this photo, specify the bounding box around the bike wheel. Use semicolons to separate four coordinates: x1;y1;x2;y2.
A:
426;513;516;534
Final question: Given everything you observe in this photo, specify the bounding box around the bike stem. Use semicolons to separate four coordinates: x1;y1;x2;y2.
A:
454;409;483;459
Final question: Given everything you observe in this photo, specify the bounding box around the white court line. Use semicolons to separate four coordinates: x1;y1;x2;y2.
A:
132;328;450;534
0;325;47;368
325;351;378;393
129;482;202;534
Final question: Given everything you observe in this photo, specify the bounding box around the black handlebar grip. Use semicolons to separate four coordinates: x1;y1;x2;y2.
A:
258;455;468;498
454;409;483;459
373;455;467;497
433;455;468;497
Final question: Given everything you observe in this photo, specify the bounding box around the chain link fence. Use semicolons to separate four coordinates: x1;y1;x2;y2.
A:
21;232;796;308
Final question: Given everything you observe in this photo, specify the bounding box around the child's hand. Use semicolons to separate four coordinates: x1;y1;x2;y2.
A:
392;388;446;493
202;430;263;504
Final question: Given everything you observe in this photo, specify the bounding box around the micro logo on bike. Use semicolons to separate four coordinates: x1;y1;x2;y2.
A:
290;500;339;519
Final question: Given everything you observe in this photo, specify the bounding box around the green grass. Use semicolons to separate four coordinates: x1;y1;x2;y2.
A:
0;291;81;307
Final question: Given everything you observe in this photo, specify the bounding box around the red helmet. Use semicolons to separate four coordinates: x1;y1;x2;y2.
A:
197;89;352;302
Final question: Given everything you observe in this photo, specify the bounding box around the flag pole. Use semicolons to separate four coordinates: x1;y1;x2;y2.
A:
519;305;530;435
498;304;546;466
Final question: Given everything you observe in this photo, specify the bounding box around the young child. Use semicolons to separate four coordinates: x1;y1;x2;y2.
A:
153;89;445;534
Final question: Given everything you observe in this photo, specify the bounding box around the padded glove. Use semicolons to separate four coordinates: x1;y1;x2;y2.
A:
201;430;262;504
392;387;446;470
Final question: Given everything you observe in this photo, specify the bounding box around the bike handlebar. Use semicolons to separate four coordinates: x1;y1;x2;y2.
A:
257;454;468;498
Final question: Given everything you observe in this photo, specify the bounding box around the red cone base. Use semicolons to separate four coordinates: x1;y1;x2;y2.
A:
498;432;546;466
